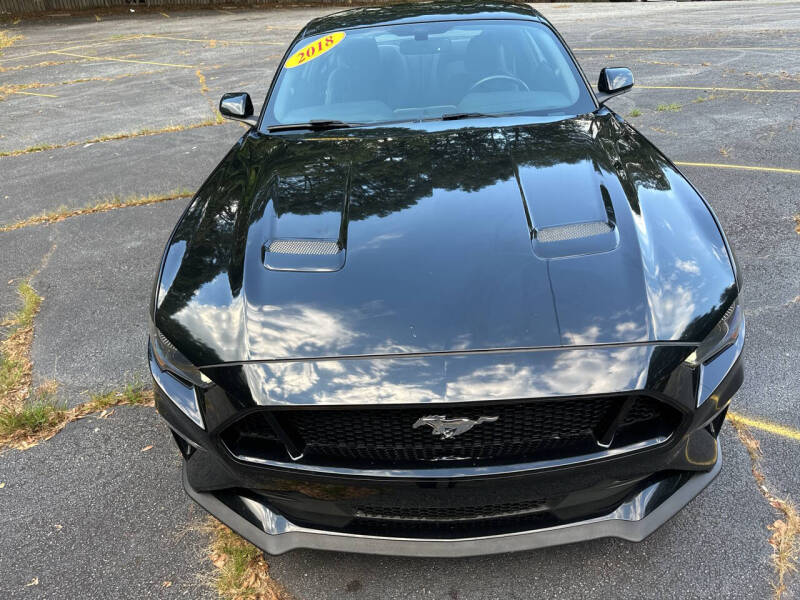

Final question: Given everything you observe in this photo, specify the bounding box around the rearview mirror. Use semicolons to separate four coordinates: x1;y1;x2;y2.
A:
596;67;634;104
219;92;256;126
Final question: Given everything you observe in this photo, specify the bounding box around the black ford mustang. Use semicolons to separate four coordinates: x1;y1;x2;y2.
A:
149;1;744;556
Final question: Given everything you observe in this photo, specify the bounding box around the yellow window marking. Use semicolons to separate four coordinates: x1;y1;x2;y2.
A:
728;412;800;442
639;85;800;93
284;32;346;69
48;51;195;69
675;161;800;175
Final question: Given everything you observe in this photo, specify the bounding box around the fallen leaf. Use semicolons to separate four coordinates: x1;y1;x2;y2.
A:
0;482;5;488
162;581;172;588
210;552;226;568
141;445;153;452
25;577;39;587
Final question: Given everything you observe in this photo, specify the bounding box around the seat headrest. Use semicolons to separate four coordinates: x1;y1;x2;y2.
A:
465;33;508;77
335;37;380;70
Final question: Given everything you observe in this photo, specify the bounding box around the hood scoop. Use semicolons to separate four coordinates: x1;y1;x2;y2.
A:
261;163;350;272
516;158;619;259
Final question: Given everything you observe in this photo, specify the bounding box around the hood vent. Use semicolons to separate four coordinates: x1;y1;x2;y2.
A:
264;238;346;272
536;221;612;243
267;239;341;255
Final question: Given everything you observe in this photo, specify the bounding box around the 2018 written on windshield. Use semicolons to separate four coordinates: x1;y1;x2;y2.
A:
285;32;346;68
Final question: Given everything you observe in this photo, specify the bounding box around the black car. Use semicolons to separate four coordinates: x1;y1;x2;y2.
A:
149;0;744;556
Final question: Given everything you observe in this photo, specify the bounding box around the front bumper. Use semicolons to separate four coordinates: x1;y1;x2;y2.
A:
152;338;743;557
182;442;721;557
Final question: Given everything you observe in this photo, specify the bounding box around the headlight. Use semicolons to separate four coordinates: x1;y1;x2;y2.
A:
684;299;743;368
149;319;212;388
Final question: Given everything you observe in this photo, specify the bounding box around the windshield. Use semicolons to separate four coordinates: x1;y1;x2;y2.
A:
263;19;595;128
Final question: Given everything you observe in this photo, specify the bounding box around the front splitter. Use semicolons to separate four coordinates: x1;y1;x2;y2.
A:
183;439;721;557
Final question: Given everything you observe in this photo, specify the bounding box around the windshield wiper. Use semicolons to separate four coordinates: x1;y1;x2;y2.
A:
267;119;357;132
440;112;496;121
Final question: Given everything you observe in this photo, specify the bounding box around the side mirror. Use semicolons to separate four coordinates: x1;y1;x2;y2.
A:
596;67;634;104
219;92;256;126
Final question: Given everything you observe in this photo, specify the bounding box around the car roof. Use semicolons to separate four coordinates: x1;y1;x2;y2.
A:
299;1;546;39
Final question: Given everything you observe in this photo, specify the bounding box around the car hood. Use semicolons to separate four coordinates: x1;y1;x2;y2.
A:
155;113;736;367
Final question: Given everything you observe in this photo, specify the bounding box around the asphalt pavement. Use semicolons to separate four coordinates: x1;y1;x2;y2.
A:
0;2;798;598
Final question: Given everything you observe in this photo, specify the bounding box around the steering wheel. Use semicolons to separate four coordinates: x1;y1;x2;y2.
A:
468;75;530;93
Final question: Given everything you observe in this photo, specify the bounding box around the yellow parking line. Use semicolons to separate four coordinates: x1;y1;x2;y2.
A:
143;34;284;46
13;34;145;49
48;51;195;69
639;85;800;93
574;46;800;52
675;161;800;175
12;90;58;98
0;36;145;63
728;412;800;442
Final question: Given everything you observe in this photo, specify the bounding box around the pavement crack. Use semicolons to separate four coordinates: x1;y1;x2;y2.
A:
0;380;154;452
0;188;194;233
0;244;57;449
0;120;229;158
728;415;800;599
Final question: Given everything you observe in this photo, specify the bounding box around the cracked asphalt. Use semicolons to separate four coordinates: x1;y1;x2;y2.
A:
1;2;798;598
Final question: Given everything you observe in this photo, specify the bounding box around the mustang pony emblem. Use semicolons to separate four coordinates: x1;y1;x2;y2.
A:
412;415;499;439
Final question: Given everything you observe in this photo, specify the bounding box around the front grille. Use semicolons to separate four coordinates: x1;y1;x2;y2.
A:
220;395;682;469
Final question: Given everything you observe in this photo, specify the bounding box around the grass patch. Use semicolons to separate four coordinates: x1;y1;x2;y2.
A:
0;280;63;450
693;93;718;103
209;518;292;600
0;270;156;450
0;82;54;101
0;30;23;54
0;383;67;449
0;281;43;409
87;381;154;412
656;102;682;112
0;119;226;158
0;188;194;233
0;381;154;451
0;60;75;73
728;414;800;599
628;108;642;117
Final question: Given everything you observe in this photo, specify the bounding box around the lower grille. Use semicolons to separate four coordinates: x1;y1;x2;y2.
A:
354;498;547;522
220;394;682;469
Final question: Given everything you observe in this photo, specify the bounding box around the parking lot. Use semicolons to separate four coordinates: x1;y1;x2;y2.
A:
1;1;799;598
